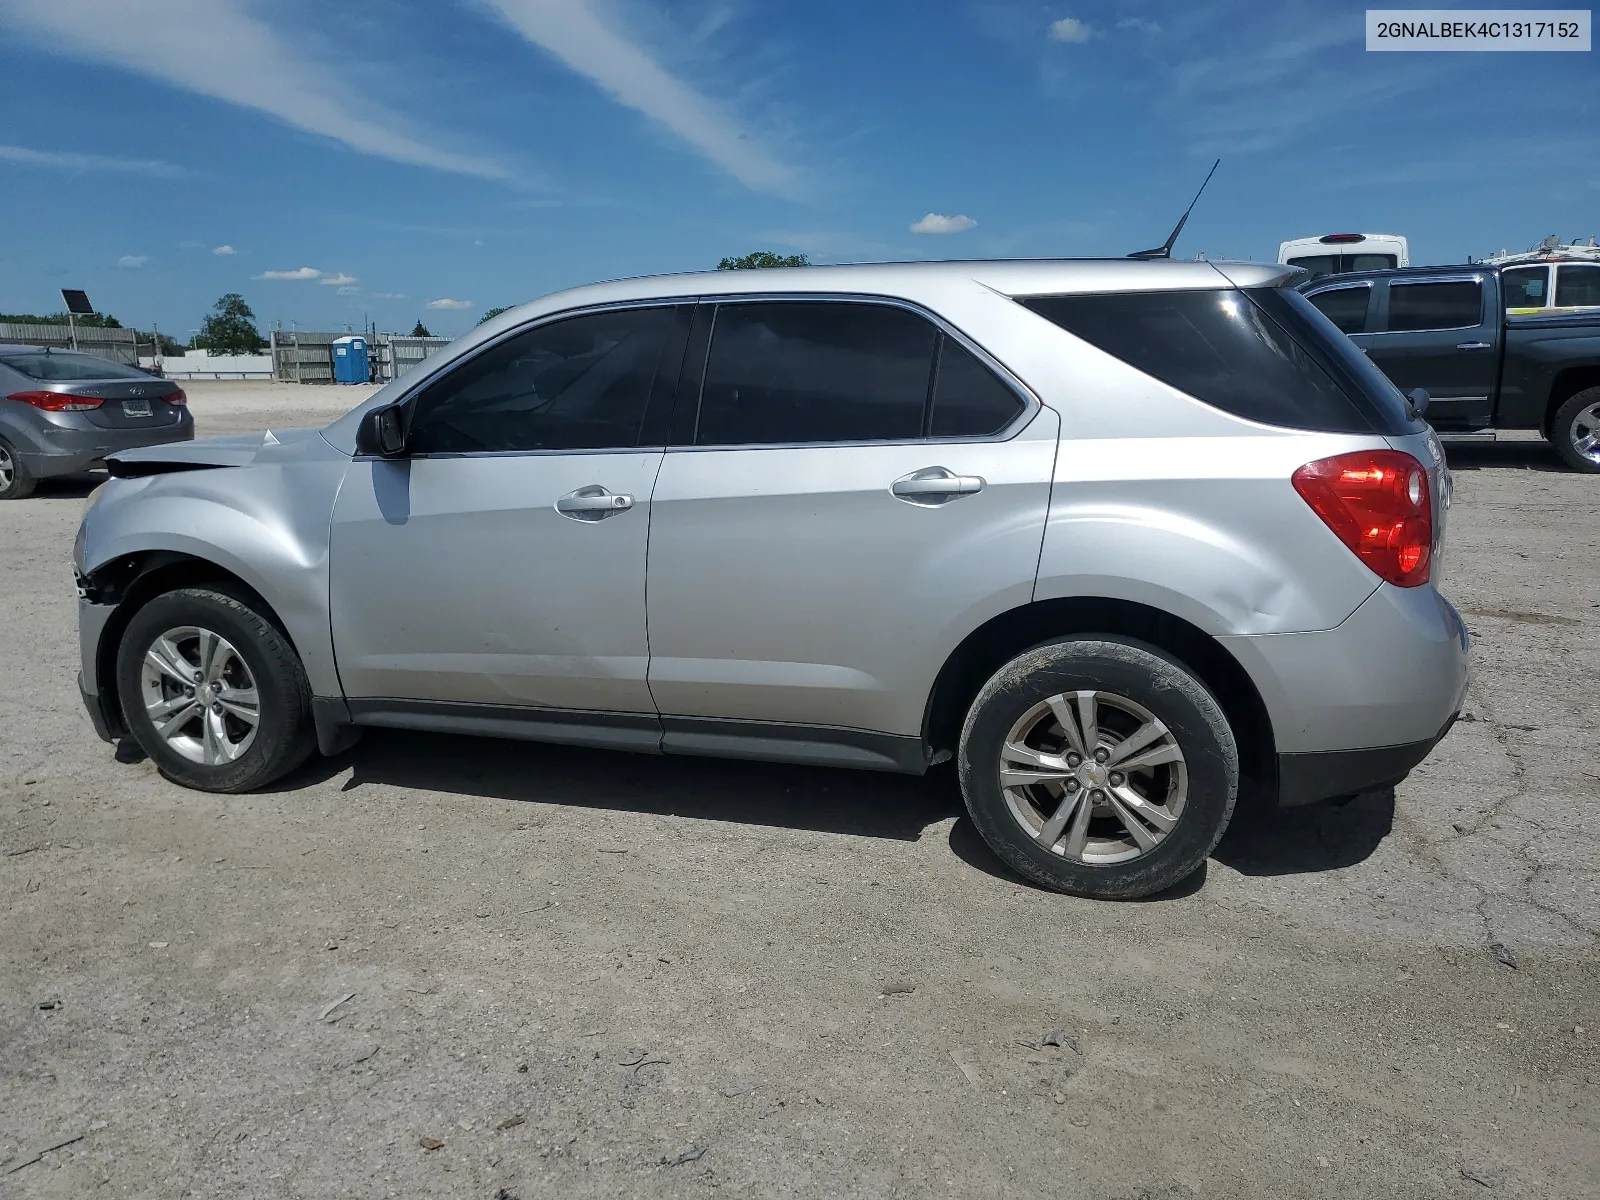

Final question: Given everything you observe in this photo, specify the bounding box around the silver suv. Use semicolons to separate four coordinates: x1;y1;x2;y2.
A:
73;259;1468;899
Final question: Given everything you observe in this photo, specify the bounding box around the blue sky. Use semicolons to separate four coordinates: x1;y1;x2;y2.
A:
0;0;1595;339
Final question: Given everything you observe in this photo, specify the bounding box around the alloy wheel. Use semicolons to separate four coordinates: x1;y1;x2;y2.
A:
138;625;261;765
998;689;1188;865
0;444;14;491
1569;403;1600;467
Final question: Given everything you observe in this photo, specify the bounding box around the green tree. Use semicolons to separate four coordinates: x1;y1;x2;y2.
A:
192;293;265;355
410;320;433;338
478;306;512;325
0;311;123;328
717;251;810;270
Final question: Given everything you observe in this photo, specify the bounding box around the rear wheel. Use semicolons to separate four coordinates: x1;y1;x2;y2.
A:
115;587;316;792
0;438;36;500
1551;386;1600;474
958;636;1239;900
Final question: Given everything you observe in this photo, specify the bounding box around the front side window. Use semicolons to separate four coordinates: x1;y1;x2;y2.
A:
1305;285;1371;334
407;306;687;454
697;301;936;445
1554;264;1600;309
1385;280;1483;332
1501;266;1548;309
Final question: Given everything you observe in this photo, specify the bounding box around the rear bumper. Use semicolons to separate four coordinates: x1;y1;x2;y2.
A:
12;414;193;479
1276;713;1458;806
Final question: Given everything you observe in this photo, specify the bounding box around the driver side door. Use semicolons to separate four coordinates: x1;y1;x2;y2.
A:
328;303;690;746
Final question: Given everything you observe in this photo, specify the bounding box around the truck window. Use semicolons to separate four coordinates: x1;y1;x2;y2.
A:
1386;280;1482;332
1287;253;1398;279
1554;264;1600;309
1501;266;1548;309
1305;285;1370;334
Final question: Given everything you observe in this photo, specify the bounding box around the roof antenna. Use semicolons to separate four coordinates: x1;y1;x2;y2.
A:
1128;159;1219;260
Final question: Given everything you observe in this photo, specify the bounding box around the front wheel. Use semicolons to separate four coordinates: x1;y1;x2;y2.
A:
1551;387;1600;474
958;637;1239;900
115;587;317;792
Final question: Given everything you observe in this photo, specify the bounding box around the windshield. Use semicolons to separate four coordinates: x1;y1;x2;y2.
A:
0;351;153;382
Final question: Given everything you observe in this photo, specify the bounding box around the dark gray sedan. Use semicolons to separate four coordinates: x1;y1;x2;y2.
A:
0;346;193;498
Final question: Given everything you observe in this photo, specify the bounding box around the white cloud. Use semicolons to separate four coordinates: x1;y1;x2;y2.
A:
0;0;505;178
910;213;977;235
481;0;796;194
258;266;323;280
371;292;407;300
1048;17;1092;43
319;273;359;286
0;143;186;176
211;244;237;255
1117;17;1161;34
117;254;148;269
427;298;473;310
336;286;360;295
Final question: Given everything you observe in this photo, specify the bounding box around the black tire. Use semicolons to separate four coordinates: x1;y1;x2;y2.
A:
958;636;1239;900
1550;386;1600;474
115;587;316;792
0;438;37;500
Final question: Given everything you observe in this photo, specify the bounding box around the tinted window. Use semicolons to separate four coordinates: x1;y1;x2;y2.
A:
1287;254;1341;279
0;351;151;381
1022;288;1383;434
1555;264;1600;308
1305;285;1370;334
697;302;935;445
408;306;686;454
1386;280;1482;332
1287;253;1396;278
930;339;1024;436
1501;266;1548;308
1348;253;1398;271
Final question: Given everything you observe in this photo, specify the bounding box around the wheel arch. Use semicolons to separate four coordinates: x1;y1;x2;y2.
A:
1543;368;1600;437
85;551;298;741
921;596;1276;790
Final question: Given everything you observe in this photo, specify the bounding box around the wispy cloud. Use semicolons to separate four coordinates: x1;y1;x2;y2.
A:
0;143;187;177
1048;17;1092;43
259;266;323;281
911;213;977;235
480;0;797;194
371;292;408;300
0;0;506;178
1117;16;1161;34
117;254;148;269
427;297;473;310
212;244;237;255
319;273;359;287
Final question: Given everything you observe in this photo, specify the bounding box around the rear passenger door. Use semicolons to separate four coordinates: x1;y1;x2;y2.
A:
644;299;1058;757
1367;274;1499;429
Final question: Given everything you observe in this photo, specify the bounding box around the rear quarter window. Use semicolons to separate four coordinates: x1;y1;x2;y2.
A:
1020;287;1414;434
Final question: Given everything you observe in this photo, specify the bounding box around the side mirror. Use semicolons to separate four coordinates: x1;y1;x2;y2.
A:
356;404;407;457
1405;388;1430;419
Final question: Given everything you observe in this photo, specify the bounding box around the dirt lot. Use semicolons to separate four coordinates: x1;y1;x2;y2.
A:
2;381;1596;1198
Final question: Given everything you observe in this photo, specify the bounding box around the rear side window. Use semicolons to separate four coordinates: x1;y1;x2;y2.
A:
1555;264;1600;308
1021;288;1383;434
1385;280;1482;332
1501;266;1548;308
697;302;935;445
0;351;151;381
930;339;1024;437
1305;285;1370;334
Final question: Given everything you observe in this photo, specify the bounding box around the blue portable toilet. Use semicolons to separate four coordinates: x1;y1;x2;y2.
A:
331;335;369;384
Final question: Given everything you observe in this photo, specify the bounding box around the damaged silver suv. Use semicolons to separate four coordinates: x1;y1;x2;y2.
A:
73;259;1468;899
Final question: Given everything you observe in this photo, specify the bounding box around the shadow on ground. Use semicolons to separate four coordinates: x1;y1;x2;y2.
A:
32;472;104;499
1441;438;1564;472
275;729;1392;895
286;727;960;842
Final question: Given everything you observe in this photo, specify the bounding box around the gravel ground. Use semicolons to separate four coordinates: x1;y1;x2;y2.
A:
2;382;1596;1198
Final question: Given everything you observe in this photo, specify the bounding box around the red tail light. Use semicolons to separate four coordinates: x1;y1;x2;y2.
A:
166;388;188;406
7;390;104;412
1292;450;1432;587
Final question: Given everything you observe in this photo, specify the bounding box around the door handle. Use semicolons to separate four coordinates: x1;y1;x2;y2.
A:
555;485;633;521
891;466;985;507
1456;341;1492;350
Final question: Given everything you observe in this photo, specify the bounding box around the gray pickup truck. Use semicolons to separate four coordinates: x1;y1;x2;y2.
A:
1301;264;1600;472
